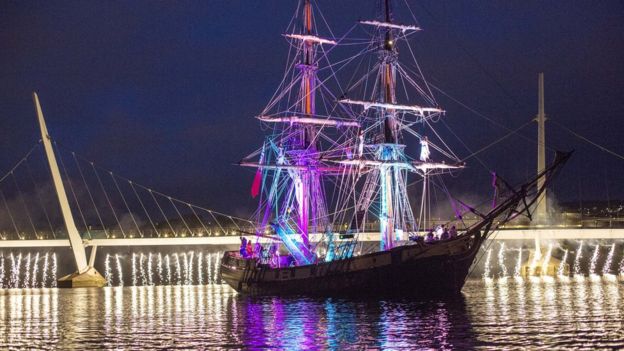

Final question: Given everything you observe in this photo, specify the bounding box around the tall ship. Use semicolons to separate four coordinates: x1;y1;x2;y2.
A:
220;0;569;296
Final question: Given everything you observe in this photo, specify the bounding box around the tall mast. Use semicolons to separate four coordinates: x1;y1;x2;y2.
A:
295;0;317;249
377;0;399;250
536;73;547;222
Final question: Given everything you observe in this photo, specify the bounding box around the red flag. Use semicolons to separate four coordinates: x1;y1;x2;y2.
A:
251;169;262;198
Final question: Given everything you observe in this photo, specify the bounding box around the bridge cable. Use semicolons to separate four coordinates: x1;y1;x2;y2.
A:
91;162;126;238
187;203;211;236
168;197;193;236
129;181;159;238
552;120;624;162
56;147;90;239
110;172;143;238
0;189;19;239
11;171;39;239
148;189;176;237
71;151;108;237
25;154;56;238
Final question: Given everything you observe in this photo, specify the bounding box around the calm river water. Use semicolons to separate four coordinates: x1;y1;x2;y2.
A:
0;277;622;350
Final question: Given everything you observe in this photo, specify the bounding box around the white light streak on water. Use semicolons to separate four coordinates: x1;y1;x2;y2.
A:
498;243;507;278
573;241;583;275
483;248;492;279
104;253;112;286
31;252;40;288
558;249;568;276
197;252;203;285
23;253;31;289
115;254;123;287
541;243;553;276
131;253;137;286
603;243;615;275
589;244;600;275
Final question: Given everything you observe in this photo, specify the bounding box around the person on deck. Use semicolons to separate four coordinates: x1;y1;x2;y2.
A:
246;241;253;257
441;227;450;240
240;237;247;257
254;241;262;258
449;225;458;238
425;230;435;243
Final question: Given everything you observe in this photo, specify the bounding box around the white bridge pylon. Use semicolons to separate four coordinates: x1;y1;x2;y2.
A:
34;92;89;272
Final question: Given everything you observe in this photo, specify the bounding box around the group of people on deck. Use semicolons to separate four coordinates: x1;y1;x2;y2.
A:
239;237;258;258
425;224;458;243
239;237;281;266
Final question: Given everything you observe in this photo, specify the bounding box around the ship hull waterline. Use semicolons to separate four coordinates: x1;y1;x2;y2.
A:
220;231;485;297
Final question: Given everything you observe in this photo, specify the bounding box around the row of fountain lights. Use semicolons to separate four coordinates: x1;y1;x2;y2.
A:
483;241;624;279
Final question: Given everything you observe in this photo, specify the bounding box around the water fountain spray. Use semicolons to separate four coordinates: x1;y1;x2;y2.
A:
165;254;171;285
139;253;147;286
498;243;507;278
207;252;212;283
115;254;123;286
0;254;5;289
197;252;203;285
104;253;112;286
589;244;600;275
602;243;615;275
181;252;189;285
157;253;163;285
541;243;553;276
483;248;492;279
173;253;182;285
557;249;568;276
147;253;154;286
573;241;584;275
51;253;58;287
31;252;40;288
619;250;624;276
24;252;32;288
514;248;522;277
188;251;195;285
131;253;137;286
42;252;50;287
10;253;22;288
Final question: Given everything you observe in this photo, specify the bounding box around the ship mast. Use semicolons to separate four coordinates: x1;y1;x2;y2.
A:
377;0;399;250
296;0;316;249
243;0;350;265
337;0;463;250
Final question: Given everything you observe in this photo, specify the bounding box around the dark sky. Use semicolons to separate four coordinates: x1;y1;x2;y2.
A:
1;1;623;216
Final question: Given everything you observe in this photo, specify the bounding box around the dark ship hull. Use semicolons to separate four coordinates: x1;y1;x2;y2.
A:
220;231;485;297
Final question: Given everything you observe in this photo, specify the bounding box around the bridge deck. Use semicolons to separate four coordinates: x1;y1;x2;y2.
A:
1;228;623;248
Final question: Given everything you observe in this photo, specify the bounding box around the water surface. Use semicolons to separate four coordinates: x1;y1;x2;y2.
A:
0;277;623;349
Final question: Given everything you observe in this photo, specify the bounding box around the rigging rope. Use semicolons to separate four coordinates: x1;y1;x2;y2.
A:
552;120;624;162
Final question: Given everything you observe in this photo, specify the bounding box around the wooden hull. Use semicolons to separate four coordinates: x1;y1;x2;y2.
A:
220;231;485;297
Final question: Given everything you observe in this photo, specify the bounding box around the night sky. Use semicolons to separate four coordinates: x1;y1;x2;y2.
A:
1;1;623;217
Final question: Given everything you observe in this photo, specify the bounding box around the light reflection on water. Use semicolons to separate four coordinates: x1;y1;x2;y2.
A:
0;278;623;349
